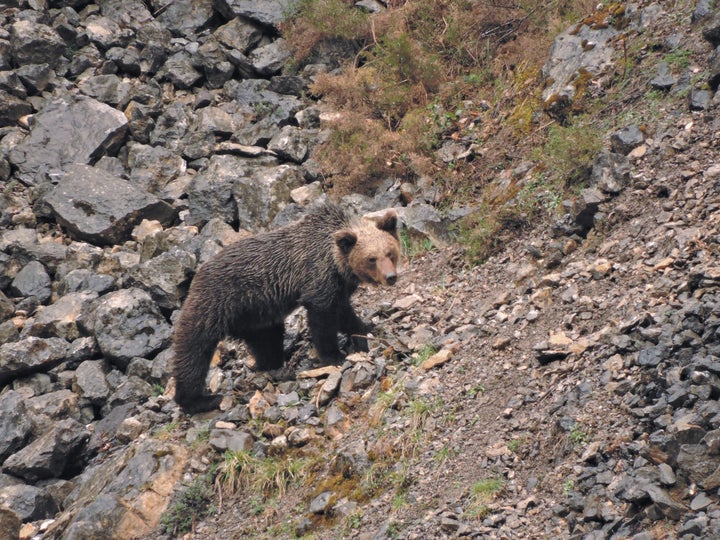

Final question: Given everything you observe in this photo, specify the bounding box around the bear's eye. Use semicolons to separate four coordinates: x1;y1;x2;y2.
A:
368;257;377;266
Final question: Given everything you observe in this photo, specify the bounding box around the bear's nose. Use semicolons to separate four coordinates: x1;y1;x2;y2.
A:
385;272;397;285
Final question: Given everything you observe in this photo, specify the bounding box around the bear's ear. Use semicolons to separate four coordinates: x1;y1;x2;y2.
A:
374;209;398;236
333;229;358;255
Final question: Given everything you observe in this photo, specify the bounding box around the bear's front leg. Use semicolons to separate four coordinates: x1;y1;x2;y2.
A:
307;308;344;364
337;298;370;353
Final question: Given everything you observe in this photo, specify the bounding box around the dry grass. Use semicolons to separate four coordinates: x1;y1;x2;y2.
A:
283;0;613;257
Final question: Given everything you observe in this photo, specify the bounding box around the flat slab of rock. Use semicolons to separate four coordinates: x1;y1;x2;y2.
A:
43;164;175;245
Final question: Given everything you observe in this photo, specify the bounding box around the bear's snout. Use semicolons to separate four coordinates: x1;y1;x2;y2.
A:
385;272;397;285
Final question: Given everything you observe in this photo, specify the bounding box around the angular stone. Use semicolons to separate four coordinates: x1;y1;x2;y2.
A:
650;62;676;90
9;260;51;303
0;391;33;463
125;249;196;310
0;484;58;522
0;89;32;128
591;151;630;194
610;125;645;155
10;20;66;68
186;154;250;227
73;360;111;404
92;288;172;369
26;291;98;340
233;164;304;229
3;418;90;482
8;96;128;186
215;0;301;28
156;0;215;38
43;164;175;245
208;429;254;453
0;337;69;387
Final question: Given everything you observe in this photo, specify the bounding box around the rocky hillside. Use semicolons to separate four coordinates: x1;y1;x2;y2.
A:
2;1;720;539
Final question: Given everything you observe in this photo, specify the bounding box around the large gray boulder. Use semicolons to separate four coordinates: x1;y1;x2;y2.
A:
215;0;302;28
43;164;176;246
7;96;128;186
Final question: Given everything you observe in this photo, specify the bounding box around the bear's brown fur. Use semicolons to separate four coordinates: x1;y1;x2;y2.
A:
172;202;400;413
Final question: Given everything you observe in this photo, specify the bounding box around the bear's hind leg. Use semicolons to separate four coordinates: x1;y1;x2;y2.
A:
244;324;286;371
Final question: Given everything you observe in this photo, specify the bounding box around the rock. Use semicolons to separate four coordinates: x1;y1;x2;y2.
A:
125;249;196;310
10;20;66;68
0;484;58;522
48;440;188;540
0;337;70;387
185;154;247;227
610;125;645;155
91;288;172;369
25;291;98;340
316;370;342;406
689;88;712;111
57;269;116;296
43;164;175;245
250;38;292;76
208;429;254;453
233;164;304;229
0;391;33;464
3;418;90;482
649;62;676;90
267;125;310;163
421;349;453;370
541;12;619;110
9;260;52;303
310;491;333;514
215;0;302;28
8;96;129;186
591;152;630;194
73;360;111;404
155;0;215;38
0;506;20;540
0;89;32;127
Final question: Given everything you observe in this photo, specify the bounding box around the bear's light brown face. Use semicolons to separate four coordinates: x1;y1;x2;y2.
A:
333;209;400;286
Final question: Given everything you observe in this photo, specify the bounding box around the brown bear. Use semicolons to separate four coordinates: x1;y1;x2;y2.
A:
172;202;400;413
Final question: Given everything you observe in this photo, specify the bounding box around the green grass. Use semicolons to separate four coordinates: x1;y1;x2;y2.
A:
465;477;505;519
160;473;216;535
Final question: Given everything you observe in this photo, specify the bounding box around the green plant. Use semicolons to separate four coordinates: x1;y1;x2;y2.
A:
152;422;179;439
399;228;435;260
532;117;602;187
160;473;216;535
563;478;576;495
663;48;691;69
508;436;526;454
569;422;589;446
409;343;438;366
344;510;363;531
467;384;485;398
465;477;504;519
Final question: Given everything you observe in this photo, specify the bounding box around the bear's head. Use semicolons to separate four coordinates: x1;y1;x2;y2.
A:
333;209;400;286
